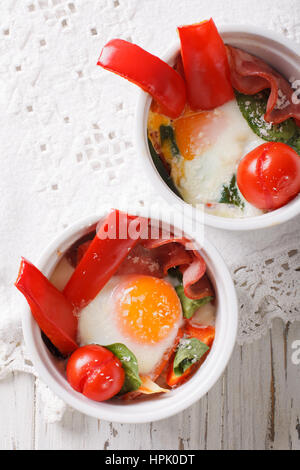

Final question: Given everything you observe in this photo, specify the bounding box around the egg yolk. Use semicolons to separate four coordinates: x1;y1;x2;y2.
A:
173;108;227;160
115;275;182;344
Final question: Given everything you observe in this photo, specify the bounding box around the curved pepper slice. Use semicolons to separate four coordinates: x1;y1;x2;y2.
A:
63;210;140;309
166;360;193;388
15;258;78;355
166;325;215;387
97;39;186;119
185;324;215;347
178;18;234;110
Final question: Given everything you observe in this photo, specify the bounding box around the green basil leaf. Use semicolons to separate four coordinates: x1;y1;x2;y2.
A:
219;174;245;208
173;338;209;376
236;90;299;152
175;284;213;319
159;124;180;157
105;343;141;394
147;138;183;199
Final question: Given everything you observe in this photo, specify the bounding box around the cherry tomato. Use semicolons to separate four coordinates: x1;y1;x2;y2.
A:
237;142;300;210
66;345;125;402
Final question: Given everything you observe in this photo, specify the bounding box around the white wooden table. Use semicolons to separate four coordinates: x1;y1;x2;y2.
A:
1;318;299;450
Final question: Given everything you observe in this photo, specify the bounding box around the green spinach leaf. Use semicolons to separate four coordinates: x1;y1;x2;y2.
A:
160;124;180;157
173;338;209;376
175;284;213;319
219;174;244;208
236;91;300;153
147;138;183;199
105;343;141;394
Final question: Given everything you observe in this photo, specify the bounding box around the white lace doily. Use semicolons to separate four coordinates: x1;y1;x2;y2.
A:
1;0;300;422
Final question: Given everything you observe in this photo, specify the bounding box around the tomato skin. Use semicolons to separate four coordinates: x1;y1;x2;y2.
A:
237;142;300;210
67;345;125;402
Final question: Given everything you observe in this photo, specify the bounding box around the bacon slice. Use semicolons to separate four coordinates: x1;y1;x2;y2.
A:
120;233;208;300
226;45;300;124
73;222;209;301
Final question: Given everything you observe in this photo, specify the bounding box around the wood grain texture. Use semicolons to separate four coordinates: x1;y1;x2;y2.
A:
1;320;299;450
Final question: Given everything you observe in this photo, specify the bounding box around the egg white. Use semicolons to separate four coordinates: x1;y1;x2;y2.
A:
173;99;265;218
78;276;182;375
190;301;216;326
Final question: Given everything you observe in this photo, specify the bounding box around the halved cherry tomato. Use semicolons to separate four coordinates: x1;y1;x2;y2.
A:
237;142;300;210
67;345;125;402
15;258;78;355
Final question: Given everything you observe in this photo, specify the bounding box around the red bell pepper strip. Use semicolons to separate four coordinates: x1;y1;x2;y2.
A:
76;240;92;266
185;324;215;347
166;360;193;388
63;210;140;309
15;258;78;355
97;39;186;119
178;19;234;110
166;324;215;387
151;326;184;380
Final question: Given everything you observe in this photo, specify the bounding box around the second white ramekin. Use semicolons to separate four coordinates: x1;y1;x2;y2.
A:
20;208;238;423
135;25;300;231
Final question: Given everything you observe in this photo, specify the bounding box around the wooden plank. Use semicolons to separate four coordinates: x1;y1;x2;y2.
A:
222;333;272;450
287;321;300;450
34;399;100;450
265;319;300;450
0;373;35;450
206;375;225;450
266;319;289;449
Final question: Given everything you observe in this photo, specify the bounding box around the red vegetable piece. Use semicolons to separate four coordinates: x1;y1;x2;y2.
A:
185;324;215;347
166;325;215;387
76;240;92;265
15;258;78;355
151;326;184;380
97;39;186;118
166;361;193;388
178;19;234;110
67;345;125;402
63;210;140;309
237;142;300;210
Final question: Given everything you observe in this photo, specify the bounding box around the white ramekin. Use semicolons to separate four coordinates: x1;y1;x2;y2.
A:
21;209;238;423
136;25;300;231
